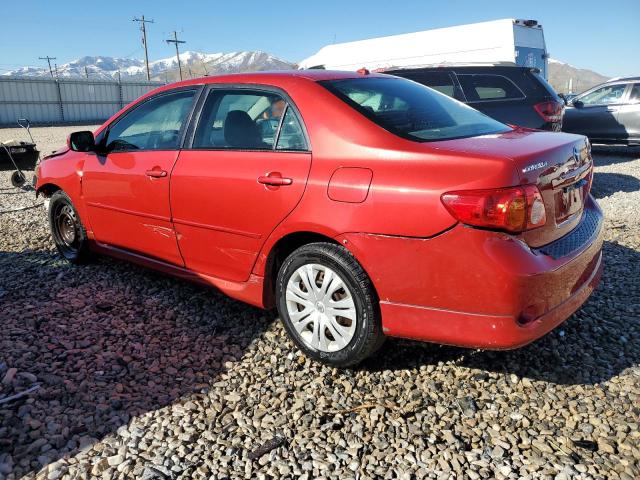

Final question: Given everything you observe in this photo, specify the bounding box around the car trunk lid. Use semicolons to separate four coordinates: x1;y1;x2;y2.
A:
431;128;592;246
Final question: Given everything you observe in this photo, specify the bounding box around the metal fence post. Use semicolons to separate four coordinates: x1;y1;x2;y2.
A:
55;78;65;123
117;72;124;109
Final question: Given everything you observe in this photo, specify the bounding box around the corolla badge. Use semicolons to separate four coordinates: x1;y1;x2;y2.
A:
522;161;548;174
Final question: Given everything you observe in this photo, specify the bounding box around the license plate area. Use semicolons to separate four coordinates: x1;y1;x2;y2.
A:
555;179;586;223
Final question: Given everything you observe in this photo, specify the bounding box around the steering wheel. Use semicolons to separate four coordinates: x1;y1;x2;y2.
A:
149;130;180;149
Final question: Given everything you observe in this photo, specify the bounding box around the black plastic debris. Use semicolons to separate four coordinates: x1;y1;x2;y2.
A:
248;436;287;460
573;439;598;451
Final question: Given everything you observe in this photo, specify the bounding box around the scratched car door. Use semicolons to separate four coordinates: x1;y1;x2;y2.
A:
170;87;311;282
82;88;197;265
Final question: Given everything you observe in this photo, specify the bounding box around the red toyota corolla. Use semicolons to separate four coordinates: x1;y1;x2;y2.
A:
35;70;603;366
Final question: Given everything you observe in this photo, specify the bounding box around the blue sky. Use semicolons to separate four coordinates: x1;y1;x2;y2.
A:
0;0;638;77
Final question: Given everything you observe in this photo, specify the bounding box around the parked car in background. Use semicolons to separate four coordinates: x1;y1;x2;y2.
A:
559;93;579;104
36;71;603;367
562;77;640;145
388;66;564;131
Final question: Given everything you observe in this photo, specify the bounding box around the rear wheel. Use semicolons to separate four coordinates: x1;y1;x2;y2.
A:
276;242;384;367
48;190;91;264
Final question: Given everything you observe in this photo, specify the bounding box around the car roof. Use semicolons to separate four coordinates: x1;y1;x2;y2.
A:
385;65;534;73
159;69;386;90
606;76;640;83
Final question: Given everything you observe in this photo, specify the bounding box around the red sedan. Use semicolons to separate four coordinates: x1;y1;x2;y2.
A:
35;71;604;366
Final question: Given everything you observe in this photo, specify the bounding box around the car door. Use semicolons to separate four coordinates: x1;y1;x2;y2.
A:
563;83;628;140
616;83;640;141
82;88;198;265
170;87;312;282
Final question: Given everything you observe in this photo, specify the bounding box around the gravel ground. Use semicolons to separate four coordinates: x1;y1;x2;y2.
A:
0;126;638;480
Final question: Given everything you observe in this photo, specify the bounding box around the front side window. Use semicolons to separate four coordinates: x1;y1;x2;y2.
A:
193;90;306;150
579;84;627;106
321;77;511;142
106;89;196;151
457;74;525;101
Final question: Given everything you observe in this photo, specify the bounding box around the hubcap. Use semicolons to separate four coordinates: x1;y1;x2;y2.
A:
285;264;357;352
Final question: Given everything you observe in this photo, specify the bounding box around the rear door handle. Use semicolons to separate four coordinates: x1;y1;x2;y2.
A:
145;168;167;178
257;173;293;186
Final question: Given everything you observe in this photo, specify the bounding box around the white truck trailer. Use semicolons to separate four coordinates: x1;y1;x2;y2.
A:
299;19;549;78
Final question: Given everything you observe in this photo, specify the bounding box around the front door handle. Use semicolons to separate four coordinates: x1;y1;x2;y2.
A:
145;168;167;178
257;172;293;186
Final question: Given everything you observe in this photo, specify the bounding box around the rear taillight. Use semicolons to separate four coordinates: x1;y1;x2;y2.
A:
533;101;564;123
441;185;547;233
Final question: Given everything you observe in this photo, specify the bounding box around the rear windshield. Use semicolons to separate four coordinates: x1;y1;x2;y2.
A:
531;71;561;100
320;77;511;142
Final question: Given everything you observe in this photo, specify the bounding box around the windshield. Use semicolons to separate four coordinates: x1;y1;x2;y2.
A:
320;76;511;142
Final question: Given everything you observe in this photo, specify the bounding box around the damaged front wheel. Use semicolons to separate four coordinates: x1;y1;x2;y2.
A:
48;190;91;264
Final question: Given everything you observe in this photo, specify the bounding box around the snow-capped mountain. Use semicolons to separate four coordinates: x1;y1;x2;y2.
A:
150;51;296;81
2;51;296;80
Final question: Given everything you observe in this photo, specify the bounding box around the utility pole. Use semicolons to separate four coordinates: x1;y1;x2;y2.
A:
133;15;154;81
39;56;56;78
84;66;89;79
166;31;186;81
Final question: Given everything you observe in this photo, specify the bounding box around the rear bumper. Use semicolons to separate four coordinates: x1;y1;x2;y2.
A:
338;196;604;349
378;249;601;349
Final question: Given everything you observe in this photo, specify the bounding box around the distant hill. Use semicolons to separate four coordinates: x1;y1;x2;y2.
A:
151;51;296;82
2;51;296;81
3;51;612;96
548;58;610;94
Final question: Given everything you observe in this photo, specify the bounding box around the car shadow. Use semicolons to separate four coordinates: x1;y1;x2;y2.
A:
0;249;271;478
360;240;639;386
591;172;640;198
592;145;640;167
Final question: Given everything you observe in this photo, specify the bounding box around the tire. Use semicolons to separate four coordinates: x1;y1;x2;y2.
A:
48;190;91;264
276;242;384;367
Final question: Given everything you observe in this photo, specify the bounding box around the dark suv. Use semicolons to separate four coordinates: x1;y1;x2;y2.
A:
387;66;564;131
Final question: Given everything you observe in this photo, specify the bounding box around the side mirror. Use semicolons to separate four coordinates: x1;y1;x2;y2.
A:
558;93;567;105
572;100;584;109
68;131;95;152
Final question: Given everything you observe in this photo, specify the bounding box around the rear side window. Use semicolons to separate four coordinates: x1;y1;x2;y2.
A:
276;108;307;151
457;74;525;101
409;72;456;98
193;90;307;151
320;77;510;142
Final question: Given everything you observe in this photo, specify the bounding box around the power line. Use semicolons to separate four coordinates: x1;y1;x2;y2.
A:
166;31;186;81
38;56;56;78
133;15;154;81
